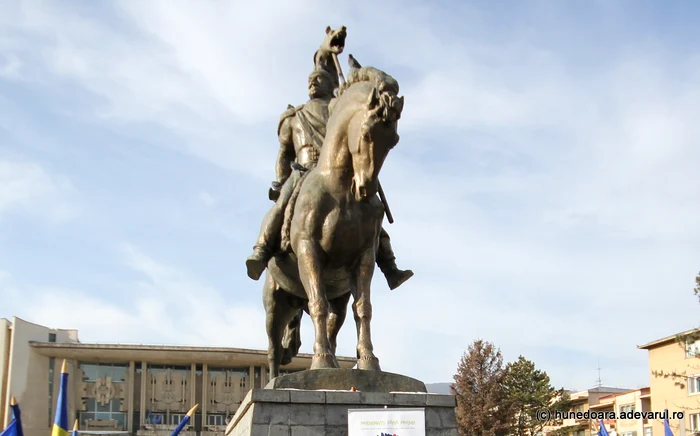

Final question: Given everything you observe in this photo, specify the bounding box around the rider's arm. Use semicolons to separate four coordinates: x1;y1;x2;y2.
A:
276;117;295;186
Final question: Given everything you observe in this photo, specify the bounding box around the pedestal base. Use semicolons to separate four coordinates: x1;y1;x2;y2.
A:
265;368;428;393
225;388;458;436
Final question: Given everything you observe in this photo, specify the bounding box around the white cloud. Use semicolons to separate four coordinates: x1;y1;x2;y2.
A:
0;159;80;222
6;244;268;348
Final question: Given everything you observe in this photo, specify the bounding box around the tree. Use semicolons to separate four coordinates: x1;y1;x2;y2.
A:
501;355;570;436
451;339;512;436
694;271;700;303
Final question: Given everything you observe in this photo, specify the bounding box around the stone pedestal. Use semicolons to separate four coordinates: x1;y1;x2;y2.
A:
225;388;458;436
265;368;428;393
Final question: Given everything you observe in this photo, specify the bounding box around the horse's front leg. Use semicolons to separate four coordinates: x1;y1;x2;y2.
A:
353;246;381;371
296;238;339;369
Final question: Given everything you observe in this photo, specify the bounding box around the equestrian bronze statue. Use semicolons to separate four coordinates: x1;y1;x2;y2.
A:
245;26;409;377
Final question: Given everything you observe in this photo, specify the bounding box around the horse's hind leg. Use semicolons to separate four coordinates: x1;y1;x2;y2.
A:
327;292;351;356
263;272;299;379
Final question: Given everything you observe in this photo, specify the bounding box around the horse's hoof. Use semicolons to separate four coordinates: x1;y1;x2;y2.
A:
357;355;381;371
311;353;339;369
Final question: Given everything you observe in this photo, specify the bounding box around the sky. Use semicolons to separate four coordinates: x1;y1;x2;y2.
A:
1;0;699;391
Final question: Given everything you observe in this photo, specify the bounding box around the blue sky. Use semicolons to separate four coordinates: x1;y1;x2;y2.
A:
1;0;700;391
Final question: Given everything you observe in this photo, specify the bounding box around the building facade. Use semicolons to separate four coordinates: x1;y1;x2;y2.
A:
587;387;653;436
638;328;700;436
0;317;356;436
543;387;632;436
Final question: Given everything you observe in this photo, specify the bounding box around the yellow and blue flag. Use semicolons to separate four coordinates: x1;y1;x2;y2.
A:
51;360;70;436
170;404;198;436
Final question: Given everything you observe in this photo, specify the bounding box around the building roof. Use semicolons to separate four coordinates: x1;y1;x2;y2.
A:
637;327;700;350
567;386;632;402
29;341;357;370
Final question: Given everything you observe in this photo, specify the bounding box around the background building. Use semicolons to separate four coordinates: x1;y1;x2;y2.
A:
638;327;700;436
543;386;631;436
0;317;355;436
588;387;652;436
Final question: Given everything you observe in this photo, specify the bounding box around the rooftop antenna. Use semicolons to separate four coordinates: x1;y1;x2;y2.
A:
595;360;603;388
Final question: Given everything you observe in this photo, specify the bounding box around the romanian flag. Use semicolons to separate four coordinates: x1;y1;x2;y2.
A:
51;361;70;436
170;404;198;436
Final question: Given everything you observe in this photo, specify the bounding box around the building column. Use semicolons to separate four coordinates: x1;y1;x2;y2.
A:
139;362;147;428
127;361;135;432
248;366;254;393
202;364;208;429
189;363;196;414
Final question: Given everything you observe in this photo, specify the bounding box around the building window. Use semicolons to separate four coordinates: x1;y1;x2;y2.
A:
644;428;652;436
690;413;700;432
48;333;56;342
170;414;186;426
686;340;700;358
689;376;700;395
79;398;126;430
621;432;637;436
620;404;635;415
79;362;128;382
208;415;226;426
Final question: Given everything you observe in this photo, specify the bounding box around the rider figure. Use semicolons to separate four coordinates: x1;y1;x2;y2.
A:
245;28;413;291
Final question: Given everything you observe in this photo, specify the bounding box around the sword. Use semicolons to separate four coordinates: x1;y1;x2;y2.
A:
331;52;395;224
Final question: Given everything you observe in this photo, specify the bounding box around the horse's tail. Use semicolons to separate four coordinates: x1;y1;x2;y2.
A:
280;171;310;252
280;310;303;366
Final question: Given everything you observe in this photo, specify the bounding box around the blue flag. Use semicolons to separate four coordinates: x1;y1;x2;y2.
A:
664;409;674;436
598;420;610;436
9;398;23;436
170;405;198;436
0;419;18;436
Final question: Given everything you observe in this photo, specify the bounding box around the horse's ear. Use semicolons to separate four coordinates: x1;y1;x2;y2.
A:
367;88;380;109
397;96;405;114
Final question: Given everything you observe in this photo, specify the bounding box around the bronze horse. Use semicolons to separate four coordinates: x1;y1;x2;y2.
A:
261;65;404;378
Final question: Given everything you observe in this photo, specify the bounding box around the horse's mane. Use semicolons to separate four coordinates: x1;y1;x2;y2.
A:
338;66;399;97
328;66;403;124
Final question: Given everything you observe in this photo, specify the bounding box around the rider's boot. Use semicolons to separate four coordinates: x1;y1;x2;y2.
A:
376;227;413;290
379;260;414;291
246;244;273;281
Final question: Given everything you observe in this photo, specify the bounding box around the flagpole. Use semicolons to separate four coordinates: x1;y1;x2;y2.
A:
51;360;70;436
169;404;198;436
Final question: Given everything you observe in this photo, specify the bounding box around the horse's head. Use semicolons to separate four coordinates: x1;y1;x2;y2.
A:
332;65;404;202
